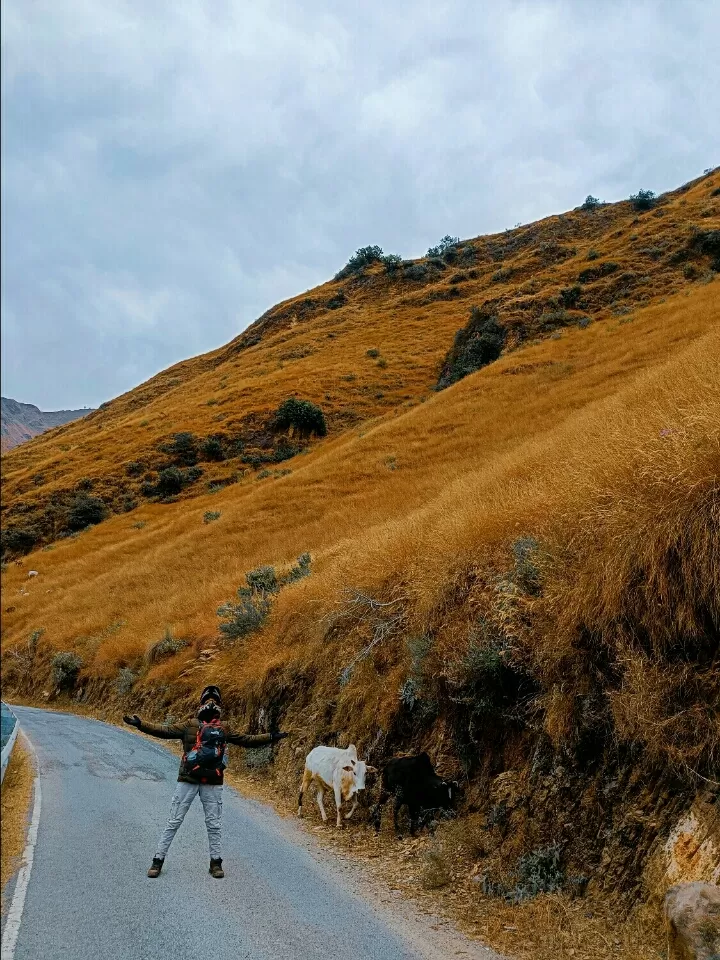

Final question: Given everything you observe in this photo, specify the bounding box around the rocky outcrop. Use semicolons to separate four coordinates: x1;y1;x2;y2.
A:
665;882;720;960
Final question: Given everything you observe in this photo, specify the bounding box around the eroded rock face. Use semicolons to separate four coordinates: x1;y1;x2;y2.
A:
663;797;720;888
665;882;720;960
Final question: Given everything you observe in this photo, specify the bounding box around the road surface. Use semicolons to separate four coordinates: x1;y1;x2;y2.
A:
2;706;499;960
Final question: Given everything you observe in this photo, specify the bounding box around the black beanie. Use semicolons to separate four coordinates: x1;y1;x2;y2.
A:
200;685;222;705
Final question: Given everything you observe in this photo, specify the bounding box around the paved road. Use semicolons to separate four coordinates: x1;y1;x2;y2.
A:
2;707;497;960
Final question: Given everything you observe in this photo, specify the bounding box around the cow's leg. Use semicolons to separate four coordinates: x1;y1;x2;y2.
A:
316;786;328;822
393;792;405;837
297;767;312;816
408;802;420;836
333;780;343;827
370;789;389;832
344;797;358;820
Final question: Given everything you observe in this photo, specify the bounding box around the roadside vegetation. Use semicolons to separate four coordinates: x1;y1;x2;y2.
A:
1;738;34;904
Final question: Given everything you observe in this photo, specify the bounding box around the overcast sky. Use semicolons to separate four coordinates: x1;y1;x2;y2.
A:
2;0;718;410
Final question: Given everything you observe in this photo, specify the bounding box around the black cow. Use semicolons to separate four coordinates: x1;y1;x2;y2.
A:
371;752;461;836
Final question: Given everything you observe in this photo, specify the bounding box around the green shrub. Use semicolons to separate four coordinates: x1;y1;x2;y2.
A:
184;466;203;484
586;248;599;260
334;245;385;280
327;291;347;309
399;635;435;716
449;272;467;284
159;432;198;465
125;461;143;476
203;511;221;524
273;398;327;436
491;267;513;283
77;477;94;491
382;253;403;273
366;348;380;358
578;261;619;282
510;844;565;902
558;284;582;308
199;437;224;461
403;263;429;281
629;189;656;211
146;629;188;664
271;442;301;463
155;467;185;496
51;651;83;690
218;556;311;642
244;565;279;596
67;494;107;531
511;535;542;595
281;553;312;586
437;306;506;389
539;308;573;330
115;668;137;696
427;235;459;258
1;525;41;557
217;595;271;641
581;195;601;210
688;228;720;271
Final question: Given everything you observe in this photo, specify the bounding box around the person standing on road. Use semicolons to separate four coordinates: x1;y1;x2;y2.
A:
124;684;288;879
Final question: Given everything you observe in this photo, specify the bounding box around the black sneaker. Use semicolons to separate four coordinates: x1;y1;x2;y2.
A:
147;857;164;878
209;858;224;879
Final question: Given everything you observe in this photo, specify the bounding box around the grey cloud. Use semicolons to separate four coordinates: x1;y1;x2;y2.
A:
2;0;718;408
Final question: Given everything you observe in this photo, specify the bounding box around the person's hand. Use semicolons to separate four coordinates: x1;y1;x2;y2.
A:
270;731;289;743
123;714;141;728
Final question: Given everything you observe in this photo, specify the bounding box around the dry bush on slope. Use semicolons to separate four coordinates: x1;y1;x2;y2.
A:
239;330;720;779
529;355;720;777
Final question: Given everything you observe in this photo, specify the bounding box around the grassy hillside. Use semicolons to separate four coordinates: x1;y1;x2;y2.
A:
2;173;718;548
1;172;718;948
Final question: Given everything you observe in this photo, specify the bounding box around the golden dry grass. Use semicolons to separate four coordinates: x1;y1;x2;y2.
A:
1;737;35;905
2;281;718;771
2;171;717;512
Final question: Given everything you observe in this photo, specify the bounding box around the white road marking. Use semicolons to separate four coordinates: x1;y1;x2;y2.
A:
1;733;42;960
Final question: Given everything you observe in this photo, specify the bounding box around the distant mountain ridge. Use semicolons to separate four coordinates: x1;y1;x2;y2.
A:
1;396;94;452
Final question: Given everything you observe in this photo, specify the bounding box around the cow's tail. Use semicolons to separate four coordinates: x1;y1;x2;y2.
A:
298;767;312;816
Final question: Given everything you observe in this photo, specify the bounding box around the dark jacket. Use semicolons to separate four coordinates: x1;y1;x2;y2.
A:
137;718;274;785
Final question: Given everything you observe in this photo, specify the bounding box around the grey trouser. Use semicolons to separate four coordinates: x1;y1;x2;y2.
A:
155;782;223;860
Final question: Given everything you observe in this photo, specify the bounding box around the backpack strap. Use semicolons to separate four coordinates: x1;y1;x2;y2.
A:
182;722;205;763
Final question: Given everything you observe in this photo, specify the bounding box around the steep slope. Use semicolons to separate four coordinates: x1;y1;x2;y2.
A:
0;397;94;452
1;172;718;553
1;173;718;956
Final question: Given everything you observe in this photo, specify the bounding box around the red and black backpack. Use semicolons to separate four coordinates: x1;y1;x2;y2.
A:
184;720;228;777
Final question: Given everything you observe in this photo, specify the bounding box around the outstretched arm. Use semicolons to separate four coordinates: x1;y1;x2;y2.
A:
123;714;186;740
226;730;289;748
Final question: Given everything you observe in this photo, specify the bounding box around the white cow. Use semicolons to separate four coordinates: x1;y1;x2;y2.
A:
298;744;376;827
